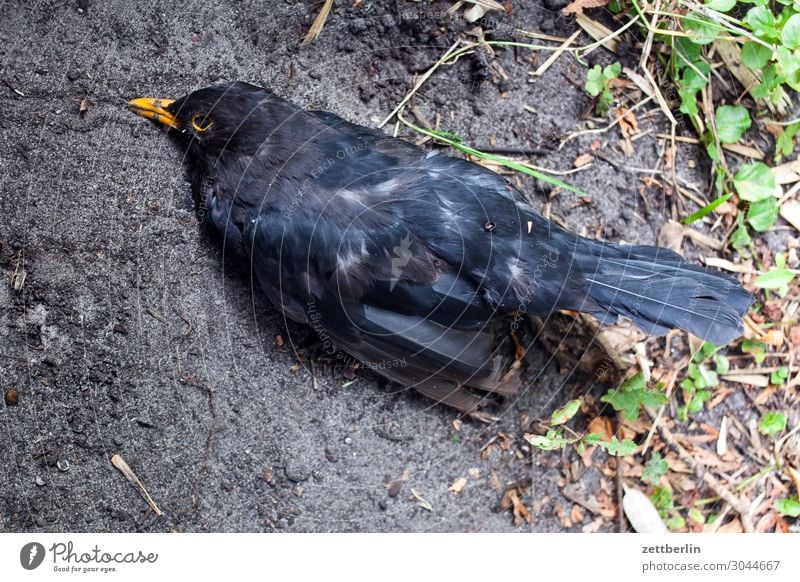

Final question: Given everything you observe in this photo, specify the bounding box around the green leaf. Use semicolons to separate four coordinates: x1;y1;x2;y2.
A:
683;16;721;44
687;389;711;413
714;354;730;375
742;339;767;363
730;218;752;249
705;0;736;10
681;62;710;92
782;14;800;49
715;105;751;143
733;162;776;202
526;435;553;449
551;399;581;425
642;452;668;485
598;436;637;456
603;62;621;80
585;65;605;97
758;411;787;436
776;47;800;90
774;497;800;517
741;41;772;69
583;433;603;446
688;507;706;524
679;89;699;117
775;121;800;161
674;37;702;66
771;366;789;384
754;255;795;289
650;485;674;513
600;373;668;422
664;515;686;530
747;197;779;231
744;6;780;41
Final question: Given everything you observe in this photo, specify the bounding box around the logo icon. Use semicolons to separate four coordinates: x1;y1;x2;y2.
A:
390;235;413;291
20;542;45;570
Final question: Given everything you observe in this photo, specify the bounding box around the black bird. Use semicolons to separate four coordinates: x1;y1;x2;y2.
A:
128;81;751;412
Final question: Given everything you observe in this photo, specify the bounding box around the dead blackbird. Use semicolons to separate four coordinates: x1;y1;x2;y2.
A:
128;81;751;412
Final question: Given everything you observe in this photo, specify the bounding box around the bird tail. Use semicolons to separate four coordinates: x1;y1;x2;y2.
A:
569;239;751;345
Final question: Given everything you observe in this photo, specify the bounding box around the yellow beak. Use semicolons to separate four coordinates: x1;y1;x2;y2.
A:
127;97;180;129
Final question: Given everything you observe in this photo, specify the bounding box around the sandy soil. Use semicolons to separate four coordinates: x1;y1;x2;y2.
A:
0;0;694;532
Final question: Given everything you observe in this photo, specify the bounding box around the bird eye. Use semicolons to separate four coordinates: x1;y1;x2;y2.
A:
191;113;213;132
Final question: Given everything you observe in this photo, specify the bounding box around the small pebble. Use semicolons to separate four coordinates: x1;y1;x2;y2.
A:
35;476;45;487
344;436;353;445
387;480;402;498
324;447;338;463
4;388;19;406
284;464;309;482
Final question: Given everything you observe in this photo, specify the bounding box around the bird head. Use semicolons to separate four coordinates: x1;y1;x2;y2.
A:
127;81;282;156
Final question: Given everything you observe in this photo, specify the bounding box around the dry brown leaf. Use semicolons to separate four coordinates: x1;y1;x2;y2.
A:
554;503;573;528
790;325;800;345
755;511;781;533
658;221;685;254
489;470;502;492
721;374;770;387
707;386;734;409
595;490;617;519
760;329;784;347
570;503;585;524
780;200;800;233
588;416;614;441
500;487;532;526
562;0;610;16
575;13;618;52
617;108;640;138
773;158;800;184
573;152;594;168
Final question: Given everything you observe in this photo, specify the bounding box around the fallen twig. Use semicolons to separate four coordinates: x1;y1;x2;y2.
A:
111;454;163;517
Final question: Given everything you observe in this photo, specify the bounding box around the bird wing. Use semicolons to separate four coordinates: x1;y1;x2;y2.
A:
242;210;521;410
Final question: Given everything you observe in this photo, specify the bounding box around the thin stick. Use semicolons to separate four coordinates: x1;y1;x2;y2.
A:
111;454;163;517
533;29;582;77
639;0;678;128
378;39;463;129
559;96;654;148
302;0;334;45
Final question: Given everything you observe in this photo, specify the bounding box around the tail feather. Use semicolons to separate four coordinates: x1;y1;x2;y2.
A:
576;241;752;345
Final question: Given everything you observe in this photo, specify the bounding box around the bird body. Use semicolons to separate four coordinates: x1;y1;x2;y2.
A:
129;82;751;411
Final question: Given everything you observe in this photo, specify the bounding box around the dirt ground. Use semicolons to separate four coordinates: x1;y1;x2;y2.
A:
0;1;696;532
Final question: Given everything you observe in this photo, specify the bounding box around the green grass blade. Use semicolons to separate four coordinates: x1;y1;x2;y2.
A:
681;193;732;225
